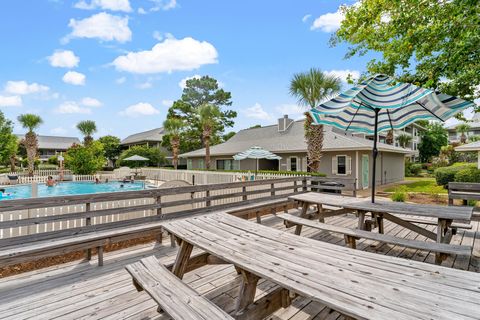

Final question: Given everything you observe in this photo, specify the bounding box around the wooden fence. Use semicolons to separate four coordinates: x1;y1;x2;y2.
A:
0;176;311;240
140;168;309;185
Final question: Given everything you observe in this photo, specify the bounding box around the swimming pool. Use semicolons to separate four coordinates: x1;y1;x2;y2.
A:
0;181;146;201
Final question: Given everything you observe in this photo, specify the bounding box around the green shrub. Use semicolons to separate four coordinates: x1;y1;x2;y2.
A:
47;156;58;165
454;167;480;183
391;186;408;202
405;162;422;177
434;163;476;187
38;163;57;170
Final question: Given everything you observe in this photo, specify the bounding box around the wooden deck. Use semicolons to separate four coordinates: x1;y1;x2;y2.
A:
1;211;479;320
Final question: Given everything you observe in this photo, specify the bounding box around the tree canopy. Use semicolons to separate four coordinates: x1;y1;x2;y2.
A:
0;111;17;167
334;0;480;105
64;141;105;175
98;135;121;164
418;122;448;162
117;145;166;168
165;75;236;152
77;120;97;145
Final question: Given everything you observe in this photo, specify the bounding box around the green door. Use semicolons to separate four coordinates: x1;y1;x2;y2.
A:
362;155;369;189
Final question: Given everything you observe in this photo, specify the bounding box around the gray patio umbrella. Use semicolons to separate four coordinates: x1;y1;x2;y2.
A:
233;146;282;177
123;155;149;173
309;74;474;202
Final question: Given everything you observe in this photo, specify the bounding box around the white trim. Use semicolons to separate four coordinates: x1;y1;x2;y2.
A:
355;151;359;189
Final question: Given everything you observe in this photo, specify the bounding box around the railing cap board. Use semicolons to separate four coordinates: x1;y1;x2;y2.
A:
448;182;480;192
0;176;307;212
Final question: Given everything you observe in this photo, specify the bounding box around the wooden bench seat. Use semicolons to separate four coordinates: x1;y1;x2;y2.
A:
448;182;480;205
391;215;472;230
126;256;233;320
0;221;164;267
277;213;472;256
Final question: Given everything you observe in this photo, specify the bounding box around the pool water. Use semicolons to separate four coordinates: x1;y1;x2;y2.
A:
0;181;145;201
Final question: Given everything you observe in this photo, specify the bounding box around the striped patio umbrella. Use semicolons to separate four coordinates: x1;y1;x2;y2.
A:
309;74;475;202
233;146;282;177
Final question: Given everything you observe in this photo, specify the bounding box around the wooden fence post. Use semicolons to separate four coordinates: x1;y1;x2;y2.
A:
85;202;92;260
302;177;307;192
155;195;163;243
270;183;275;196
206;190;211;207
242;186;247;201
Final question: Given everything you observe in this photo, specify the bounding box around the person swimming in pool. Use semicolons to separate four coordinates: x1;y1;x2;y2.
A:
0;188;11;197
46;176;56;187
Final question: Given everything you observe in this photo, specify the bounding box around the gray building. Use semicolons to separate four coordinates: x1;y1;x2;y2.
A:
446;113;480;143
16;134;80;162
120;127;166;149
180;115;410;189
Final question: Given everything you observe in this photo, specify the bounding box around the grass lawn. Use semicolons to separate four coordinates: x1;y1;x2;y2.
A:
384;177;447;194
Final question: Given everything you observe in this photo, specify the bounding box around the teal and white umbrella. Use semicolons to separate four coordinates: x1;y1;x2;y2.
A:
233;146;282;176
309;74;474;202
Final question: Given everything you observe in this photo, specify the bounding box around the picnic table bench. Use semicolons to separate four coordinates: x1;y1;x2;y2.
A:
126;256;233;320
136;212;480;320
288;193;474;264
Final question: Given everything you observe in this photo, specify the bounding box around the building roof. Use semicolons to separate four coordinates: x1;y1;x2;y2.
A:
121;127;165;145
455;141;480;152
15;134;80;150
180;120;410;158
446;113;480;131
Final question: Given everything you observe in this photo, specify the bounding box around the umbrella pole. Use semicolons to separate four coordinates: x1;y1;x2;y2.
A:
371;108;380;203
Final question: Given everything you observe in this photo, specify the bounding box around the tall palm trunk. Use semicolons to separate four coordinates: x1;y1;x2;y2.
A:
304;113;323;172
203;126;211;170
9;154;16;172
24;132;38;176
171;136;180;170
386;130;394;145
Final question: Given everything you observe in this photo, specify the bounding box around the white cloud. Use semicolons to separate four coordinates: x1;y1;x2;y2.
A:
150;0;177;12
302;14;311;23
245;103;272;120
0;95;22;107
74;0;132;12
48;50;80;68
50;127;68;135
275;104;305;118
112;37;218;74
5;81;50;95
311;10;343;32
119;102;160;117
55;101;92;114
179;74;201;89
325;69;360;82
162;99;173;107
64;12;132;43
138;7;147;14
115;76;126;84
62;71;86;86
137;81;153;89
81;97;102;107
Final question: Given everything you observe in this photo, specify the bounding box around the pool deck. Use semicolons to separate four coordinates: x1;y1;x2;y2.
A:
0;212;479;319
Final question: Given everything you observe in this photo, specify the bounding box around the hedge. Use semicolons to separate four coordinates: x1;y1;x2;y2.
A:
434;163;476;187
454;167;480;183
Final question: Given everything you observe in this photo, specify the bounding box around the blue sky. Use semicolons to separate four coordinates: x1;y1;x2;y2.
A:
0;0;377;139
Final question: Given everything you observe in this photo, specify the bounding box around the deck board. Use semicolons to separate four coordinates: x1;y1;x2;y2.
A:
0;211;478;320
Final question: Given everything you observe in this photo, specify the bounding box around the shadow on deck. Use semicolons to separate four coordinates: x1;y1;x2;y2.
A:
0;213;478;320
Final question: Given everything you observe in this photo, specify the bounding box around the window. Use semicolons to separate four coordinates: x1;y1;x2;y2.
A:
332;155;352;175
413;142;417;150
198;159;204;169
216;159;239;170
187;159;192;170
290;157;297;171
337;156;346;174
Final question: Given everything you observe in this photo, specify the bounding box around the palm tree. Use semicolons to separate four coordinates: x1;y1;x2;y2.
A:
385;130;394;145
77;120;97;145
456;123;470;143
17;114;43;176
289;68;342;172
163;117;185;170
197;104;221;170
397;133;412;148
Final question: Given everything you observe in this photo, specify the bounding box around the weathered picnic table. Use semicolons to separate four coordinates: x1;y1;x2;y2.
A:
288;192;474;264
161;212;480;320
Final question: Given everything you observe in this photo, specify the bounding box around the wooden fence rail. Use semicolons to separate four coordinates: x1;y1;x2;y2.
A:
0;177;312;241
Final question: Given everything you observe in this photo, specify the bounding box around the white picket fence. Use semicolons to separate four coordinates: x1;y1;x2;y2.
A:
1;173;117;185
5;169;72;177
140;168;307;185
